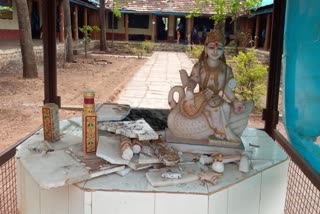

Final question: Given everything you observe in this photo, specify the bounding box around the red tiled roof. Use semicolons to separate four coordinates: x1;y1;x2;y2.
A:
105;0;217;15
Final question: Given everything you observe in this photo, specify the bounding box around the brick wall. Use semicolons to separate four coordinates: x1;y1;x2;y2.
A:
0;30;19;40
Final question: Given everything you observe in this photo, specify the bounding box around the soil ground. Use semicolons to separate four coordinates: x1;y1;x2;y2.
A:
0;51;286;153
0;53;147;152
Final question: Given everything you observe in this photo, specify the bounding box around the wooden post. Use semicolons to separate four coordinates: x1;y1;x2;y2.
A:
42;0;60;106
263;0;286;136
84;8;88;26
151;14;156;42
264;13;271;51
125;13;129;41
59;0;64;43
186;18;192;44
254;15;260;49
27;0;32;19
73;4;78;43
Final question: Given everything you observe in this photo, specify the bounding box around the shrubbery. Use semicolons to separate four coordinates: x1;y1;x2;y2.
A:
186;45;203;59
141;40;154;53
231;49;268;110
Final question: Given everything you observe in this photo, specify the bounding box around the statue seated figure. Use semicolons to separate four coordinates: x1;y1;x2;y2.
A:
167;29;253;147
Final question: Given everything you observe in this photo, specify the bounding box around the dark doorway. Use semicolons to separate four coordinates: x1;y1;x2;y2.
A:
78;7;84;39
31;1;40;39
156;16;168;41
175;17;186;43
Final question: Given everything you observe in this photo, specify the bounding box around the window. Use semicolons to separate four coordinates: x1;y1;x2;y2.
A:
108;12;118;29
128;14;149;29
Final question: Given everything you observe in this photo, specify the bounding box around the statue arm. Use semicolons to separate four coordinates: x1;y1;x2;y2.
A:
186;63;201;92
185;63;201;100
223;66;245;113
223;66;237;101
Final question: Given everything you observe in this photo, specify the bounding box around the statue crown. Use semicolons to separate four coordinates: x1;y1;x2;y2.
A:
205;29;225;45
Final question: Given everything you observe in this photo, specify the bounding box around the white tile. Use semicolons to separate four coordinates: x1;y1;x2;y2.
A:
40;186;69;214
155;193;208;214
24;169;41;214
209;189;228;214
69;185;85;214
92;191;155;214
84;192;92;214
228;173;262;214
259;161;289;214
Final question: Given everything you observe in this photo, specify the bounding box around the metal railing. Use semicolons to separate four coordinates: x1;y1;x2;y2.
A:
0;146;18;214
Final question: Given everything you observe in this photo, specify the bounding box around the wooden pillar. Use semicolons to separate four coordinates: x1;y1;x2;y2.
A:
73;4;78;43
186;18;192;44
254;15;260;49
59;0;64;43
27;0;32;19
125;13;129;41
151;14;156;42
42;0;60;106
84;8;88;26
167;15;174;42
263;0;286;136
264;13;271;51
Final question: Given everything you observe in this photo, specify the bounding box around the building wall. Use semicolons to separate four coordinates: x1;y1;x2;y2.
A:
0;1;19;40
106;13;153;39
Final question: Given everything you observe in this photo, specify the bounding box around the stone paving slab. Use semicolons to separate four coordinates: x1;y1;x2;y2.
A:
115;51;194;109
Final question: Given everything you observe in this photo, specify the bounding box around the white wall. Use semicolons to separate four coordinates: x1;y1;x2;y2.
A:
0;0;19;30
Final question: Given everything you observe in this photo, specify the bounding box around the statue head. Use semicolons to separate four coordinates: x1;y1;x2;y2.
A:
205;29;225;45
204;29;225;62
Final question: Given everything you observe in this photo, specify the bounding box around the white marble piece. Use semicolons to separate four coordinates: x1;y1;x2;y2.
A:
138;152;161;164
107;119;159;141
166;141;244;156
16;133;82;159
116;167;132;177
99;119;159;140
95;103;131;122
165;128;244;155
146;164;200;187
20;150;124;189
96;135;130;165
250;160;273;171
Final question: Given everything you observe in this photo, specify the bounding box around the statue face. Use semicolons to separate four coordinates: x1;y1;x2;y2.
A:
205;41;224;61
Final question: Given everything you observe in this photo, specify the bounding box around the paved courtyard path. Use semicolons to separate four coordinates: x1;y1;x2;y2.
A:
116;51;194;109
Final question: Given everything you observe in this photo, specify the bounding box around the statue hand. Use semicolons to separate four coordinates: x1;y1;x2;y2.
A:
185;90;194;101
233;100;245;113
184;90;196;110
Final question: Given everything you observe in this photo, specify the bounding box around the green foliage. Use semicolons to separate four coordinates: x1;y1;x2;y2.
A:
231;49;268;110
190;0;262;23
141;40;154;53
190;0;262;55
186;45;203;59
0;6;12;11
79;25;100;45
112;0;128;18
129;46;146;59
79;25;100;58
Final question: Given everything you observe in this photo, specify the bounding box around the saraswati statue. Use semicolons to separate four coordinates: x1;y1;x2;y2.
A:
167;29;253;147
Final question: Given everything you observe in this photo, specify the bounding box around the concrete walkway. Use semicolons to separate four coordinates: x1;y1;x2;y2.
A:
116;51;194;109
